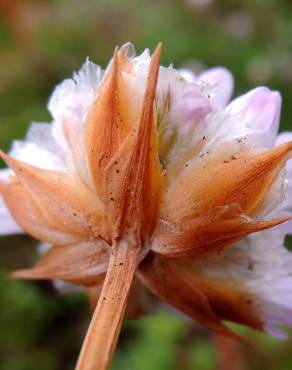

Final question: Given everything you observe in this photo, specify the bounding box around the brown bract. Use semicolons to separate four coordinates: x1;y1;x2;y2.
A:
85;45;163;243
1;44;292;370
152;142;292;257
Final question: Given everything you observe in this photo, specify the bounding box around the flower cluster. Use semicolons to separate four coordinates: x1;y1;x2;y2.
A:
0;44;291;369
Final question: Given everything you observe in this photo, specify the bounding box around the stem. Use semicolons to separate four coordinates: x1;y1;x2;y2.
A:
76;240;141;370
213;334;247;370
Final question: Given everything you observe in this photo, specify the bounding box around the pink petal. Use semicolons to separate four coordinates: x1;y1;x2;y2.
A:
198;67;234;108
158;67;213;138
226;87;281;148
178;89;212;122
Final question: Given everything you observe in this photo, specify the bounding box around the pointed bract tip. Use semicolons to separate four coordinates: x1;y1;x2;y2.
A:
0;150;12;168
274;141;292;162
11;268;44;280
281;140;292;151
155;42;163;53
0;151;26;176
0;150;8;182
259;215;292;233
147;43;162;89
284;140;292;149
152;43;163;63
112;46;119;65
11;270;28;279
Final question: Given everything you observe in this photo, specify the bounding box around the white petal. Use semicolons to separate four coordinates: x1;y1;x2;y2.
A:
0;168;13;183
0;169;23;235
276;132;292;223
226;87;281;148
276;131;292;146
47;61;104;185
191;217;292;339
0;197;23;235
52;279;83;294
198;67;234;107
48;59;103;125
178;68;197;82
231;228;292;339
279;219;292;235
10;139;66;172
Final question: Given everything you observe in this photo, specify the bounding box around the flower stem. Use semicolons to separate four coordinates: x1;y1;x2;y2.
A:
76;240;141;370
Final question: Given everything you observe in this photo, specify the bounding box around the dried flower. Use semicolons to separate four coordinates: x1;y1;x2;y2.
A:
1;44;292;370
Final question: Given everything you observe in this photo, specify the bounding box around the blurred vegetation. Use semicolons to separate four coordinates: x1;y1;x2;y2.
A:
0;0;292;369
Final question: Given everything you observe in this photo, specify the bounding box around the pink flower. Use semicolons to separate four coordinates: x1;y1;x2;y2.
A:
0;44;292;370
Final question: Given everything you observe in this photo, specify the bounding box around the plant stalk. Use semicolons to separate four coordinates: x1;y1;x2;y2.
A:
76;239;140;370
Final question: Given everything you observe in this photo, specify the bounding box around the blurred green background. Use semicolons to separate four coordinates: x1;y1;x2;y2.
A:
1;0;292;369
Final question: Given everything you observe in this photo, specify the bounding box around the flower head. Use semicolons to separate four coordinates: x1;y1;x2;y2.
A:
1;44;292;369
